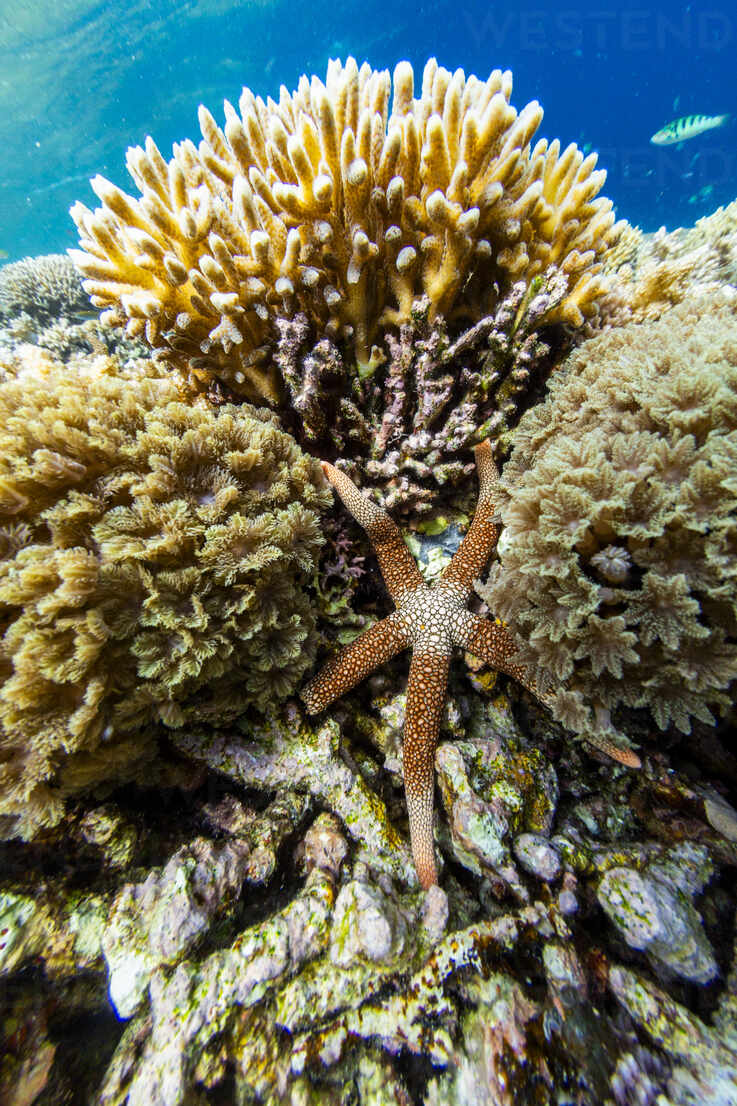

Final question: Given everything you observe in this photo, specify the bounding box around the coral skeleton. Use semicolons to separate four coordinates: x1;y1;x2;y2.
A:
302;441;636;889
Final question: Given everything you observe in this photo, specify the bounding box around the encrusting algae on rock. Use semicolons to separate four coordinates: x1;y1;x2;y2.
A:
4;678;737;1104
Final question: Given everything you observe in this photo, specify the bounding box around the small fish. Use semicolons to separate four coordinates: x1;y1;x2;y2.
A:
650;113;730;145
688;183;715;205
0;249;7;260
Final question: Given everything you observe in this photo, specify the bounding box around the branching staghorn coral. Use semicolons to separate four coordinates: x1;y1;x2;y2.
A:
476;292;737;751
0;347;330;840
0;254;91;324
70;57;622;409
273;274;572;514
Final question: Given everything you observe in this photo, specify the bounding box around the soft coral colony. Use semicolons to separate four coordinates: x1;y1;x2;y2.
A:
0;351;329;840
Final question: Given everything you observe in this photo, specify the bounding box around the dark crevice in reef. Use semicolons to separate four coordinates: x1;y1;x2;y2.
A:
2;969;122;1106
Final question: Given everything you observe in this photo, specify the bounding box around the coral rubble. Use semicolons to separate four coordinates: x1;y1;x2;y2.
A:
171;711;416;885
103;791;309;1017
0;253;149;365
1;682;736;1104
0;345;329;839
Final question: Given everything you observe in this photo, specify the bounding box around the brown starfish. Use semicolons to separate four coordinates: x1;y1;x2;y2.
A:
302;441;640;888
301;441;554;888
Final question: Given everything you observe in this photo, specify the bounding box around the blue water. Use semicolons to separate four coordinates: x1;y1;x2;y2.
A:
0;0;734;261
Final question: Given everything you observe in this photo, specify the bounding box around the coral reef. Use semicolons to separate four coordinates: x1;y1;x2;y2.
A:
606;197;737;322
3;687;735;1105
1;53;735;1106
312;511;369;634
476;292;737;749
0;253;91;324
0;253;149;365
0;345;329;839
0;314;150;366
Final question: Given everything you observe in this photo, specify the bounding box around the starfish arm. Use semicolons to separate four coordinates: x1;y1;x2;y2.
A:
403;648;451;889
438;440;502;599
301;611;410;714
321;461;424;602
585;731;642;768
461;612;554;710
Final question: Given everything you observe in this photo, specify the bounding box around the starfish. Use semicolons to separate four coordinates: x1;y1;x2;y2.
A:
302;441;639;889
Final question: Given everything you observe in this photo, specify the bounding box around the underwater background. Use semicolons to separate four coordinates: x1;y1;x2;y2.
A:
0;0;735;261
2;2;737;1104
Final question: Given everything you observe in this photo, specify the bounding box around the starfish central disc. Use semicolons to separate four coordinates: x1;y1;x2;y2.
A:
398;586;471;650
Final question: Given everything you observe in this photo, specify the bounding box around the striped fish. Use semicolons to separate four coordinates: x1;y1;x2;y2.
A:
651;113;730;145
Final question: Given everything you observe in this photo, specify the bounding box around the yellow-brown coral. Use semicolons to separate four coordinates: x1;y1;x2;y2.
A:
606;198;737;322
0;347;330;840
70;57;623;400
